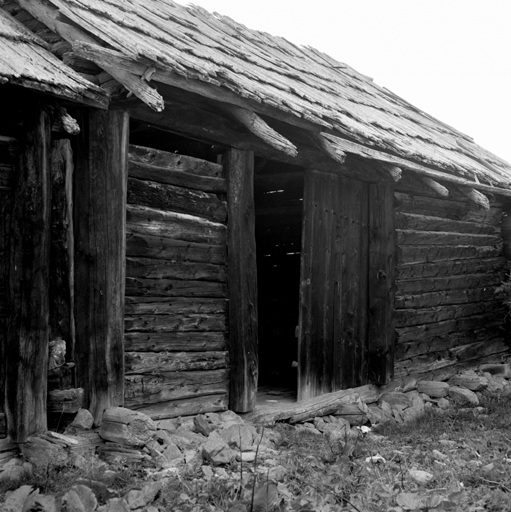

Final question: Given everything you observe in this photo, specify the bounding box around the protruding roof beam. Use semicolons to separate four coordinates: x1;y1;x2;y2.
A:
421;177;449;197
226;105;298;157
314;133;346;164
380;163;402;181
458;187;490;210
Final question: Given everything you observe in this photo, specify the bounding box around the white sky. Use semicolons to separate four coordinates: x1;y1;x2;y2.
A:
173;0;511;164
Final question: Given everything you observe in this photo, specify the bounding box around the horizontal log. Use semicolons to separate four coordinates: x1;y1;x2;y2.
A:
124;331;226;352
125;351;228;374
126;232;226;264
395;300;503;328
125;369;228;406
398;244;503;264
126;257;226;282
395;212;497;235
129;160;226;193
397;273;504;294
127;204;226;245
125;277;227;298
396;257;506;280
421;177;449;197
128;177;227;222
125;297;228;315
47;388;84;414
129;144;224;178
396;311;505;343
130;393;228;420
396;229;500;247
395;192;502;224
396;286;502;309
125;313;227;332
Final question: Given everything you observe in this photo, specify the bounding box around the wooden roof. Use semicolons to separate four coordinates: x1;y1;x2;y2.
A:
9;0;511;194
0;7;106;107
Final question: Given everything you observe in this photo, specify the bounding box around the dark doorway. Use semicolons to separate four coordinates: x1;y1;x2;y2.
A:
254;159;304;392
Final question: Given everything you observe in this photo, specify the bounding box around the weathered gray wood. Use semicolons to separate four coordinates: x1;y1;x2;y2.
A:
396;229;500;247
124;297;228;315
126;257;226;282
125;351;228;374
397;273;503;294
74;109;128;425
125;369;228;406
124;331;226;352
125;277;227;297
126;232;226;264
6;105;51;442
226;149;258;413
398;243;503;264
127;204;226;245
129;144;224;177
128;177;227;222
47;388;84;413
396;286;500;309
395;212;497;235
124;313;227;332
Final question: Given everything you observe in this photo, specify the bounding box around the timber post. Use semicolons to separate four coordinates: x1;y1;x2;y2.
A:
73;108;129;425
225;149;258;412
6;105;52;442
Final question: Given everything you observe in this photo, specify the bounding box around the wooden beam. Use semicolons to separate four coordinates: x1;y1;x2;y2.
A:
225;149;258;412
314;132;346;164
421;177;449;197
225;105;297;157
458;186;490;210
5;105;52;442
74;109;129;425
380;163;402;182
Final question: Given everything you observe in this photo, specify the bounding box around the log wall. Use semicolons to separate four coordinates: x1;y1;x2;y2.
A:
125;144;229;419
394;176;509;380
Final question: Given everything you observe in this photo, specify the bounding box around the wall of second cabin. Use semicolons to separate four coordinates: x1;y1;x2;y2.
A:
393;175;510;380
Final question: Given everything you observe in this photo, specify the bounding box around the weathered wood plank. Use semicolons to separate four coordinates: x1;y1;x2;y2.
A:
125;351;228;374
126;257;226;281
125;313;227;332
125;277;227;297
127;177;227;222
397;273;504;294
398;244;503;264
395;212;497;235
396;257;506;280
128;159;226;193
226;149;258;413
127;204;226;245
126;232;226;264
396;286;501;309
124;331;226;352
74;109;128;425
396;229;500;246
130;393;228;420
125;369;228;406
5;106;51;442
47;388;84;414
129;144;224;178
124;297;228;315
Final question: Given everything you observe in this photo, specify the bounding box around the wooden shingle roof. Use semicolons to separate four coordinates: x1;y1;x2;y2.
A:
11;0;511;194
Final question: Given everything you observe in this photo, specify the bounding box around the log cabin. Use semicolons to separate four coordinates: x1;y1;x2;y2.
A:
1;0;511;441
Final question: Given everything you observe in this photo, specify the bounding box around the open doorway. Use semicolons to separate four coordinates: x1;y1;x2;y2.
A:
254;158;304;395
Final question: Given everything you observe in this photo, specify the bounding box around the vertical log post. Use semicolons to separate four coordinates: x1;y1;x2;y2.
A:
74;109;128;425
6;105;52;442
225;149;258;412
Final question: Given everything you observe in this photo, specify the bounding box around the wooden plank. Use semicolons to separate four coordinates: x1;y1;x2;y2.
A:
126;257;226;282
73;109;128;425
124;297;227;315
395;212;497;235
128;177;227;222
226;149;258;413
396;286;501;309
125;351;228;374
128;159;226;193
124;331;226;352
130;393;228;420
125;369;228;406
398;244;503;264
396;257;506;280
124;313;227;332
396;229;500;246
127;204;226;245
5;105;51;442
125;277;227;298
397;273;504;295
126;232;226;264
129;143;224;178
367;181;395;386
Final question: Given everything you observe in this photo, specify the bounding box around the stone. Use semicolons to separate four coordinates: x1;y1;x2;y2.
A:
99;408;157;447
402;377;418;392
479;363;511;378
0;463;31;483
417;381;449;398
219;424;257;450
237;451;257;462
449;386;479;406
408;469;434;485
379;392;411;409
202;431;236;466
437;398;450;410
313;417;327;432
217;411;244;428
268;465;287;481
194;414;215;436
70;409;94;430
432;449;448;461
449;374;488;391
123;480;166;510
380;400;394;420
402;404;423;422
162;442;182;463
367;405;385;424
97;497;130;512
74;479;118;503
20;436;68;468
